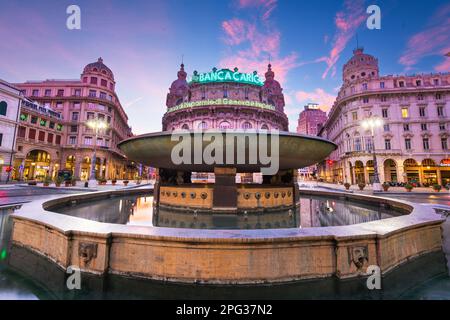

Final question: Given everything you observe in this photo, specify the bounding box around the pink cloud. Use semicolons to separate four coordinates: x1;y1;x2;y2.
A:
317;0;366;79
435;58;450;72
295;88;336;112
399;4;450;71
220;0;298;83
237;0;277;21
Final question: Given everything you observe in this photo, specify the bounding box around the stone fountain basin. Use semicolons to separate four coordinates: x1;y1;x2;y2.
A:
117;131;337;172
10;188;444;284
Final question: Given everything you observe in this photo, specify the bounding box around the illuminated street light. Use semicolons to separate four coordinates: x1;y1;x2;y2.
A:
86;118;108;184
361;116;383;192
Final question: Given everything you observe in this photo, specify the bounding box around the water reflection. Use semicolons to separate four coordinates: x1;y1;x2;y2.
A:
54;194;403;230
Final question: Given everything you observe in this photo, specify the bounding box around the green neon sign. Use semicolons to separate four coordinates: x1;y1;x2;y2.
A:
190;68;264;86
167;98;275;113
0;248;6;260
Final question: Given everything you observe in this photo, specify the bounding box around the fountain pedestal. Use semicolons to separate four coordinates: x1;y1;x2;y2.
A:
212;167;237;212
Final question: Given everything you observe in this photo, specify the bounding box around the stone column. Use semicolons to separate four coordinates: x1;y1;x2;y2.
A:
437;169;442;185
397;164;405;183
74;159;82;180
213;167;237;212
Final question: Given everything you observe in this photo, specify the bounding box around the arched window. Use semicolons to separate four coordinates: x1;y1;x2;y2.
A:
242;122;252;130
181;124;189;130
198;121;208;129
0;101;7;116
260;124;269;130
219;121;231;129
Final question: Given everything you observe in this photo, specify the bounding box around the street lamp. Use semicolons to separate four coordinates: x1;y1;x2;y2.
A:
86;118;108;185
361;117;383;192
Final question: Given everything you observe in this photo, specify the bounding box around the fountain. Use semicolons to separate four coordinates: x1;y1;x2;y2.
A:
7;64;445;285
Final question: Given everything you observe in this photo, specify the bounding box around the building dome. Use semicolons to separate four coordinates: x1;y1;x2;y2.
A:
82;57;114;80
343;48;379;83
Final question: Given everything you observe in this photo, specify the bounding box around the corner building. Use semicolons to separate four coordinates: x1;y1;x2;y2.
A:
14;58;136;181
319;48;450;186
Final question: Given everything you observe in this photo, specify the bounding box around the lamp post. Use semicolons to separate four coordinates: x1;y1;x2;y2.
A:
361;117;383;192
86;118;108;186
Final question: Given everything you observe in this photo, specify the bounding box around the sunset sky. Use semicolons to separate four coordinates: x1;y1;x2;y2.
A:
0;0;449;134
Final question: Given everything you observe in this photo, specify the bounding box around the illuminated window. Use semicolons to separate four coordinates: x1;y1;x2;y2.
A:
401;108;409;118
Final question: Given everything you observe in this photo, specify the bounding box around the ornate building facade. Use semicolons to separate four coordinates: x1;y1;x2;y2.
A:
162;64;289;131
318;48;450;186
13;58;137;181
0;80;21;182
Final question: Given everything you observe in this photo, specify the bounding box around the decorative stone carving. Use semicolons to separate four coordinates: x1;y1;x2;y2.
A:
348;245;368;269
190;192;196;199
201;192;208;200
78;242;98;265
265;192;271;199
255;192;261;199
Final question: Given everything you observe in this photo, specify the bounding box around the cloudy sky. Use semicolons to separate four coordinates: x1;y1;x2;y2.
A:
0;0;449;134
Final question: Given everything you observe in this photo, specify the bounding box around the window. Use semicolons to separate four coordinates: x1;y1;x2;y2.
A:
49;122;55;129
32;89;39;96
72;112;79;121
56;102;63;108
73;102;81;109
39;119;47;127
18;126;26;138
0;101;7;116
382;108;388;118
90;77;97;85
38;131;45;141
47;133;54;144
421;123;428;131
198;121;208;129
416;80;421;86
83;77;88;83
354;137;361;151
362;83;368;90
419;107;426;117
403;123;410;131
383;124;390;132
242;122;252;130
55;135;61;145
384;139;391;150
101;79;107;87
417;94;424;101
56;124;63;131
109;83;114;90
68;136;77;144
219;121;231;129
44;89;51;96
438;106;444;117
107;116;111;124
105;139;109;147
89;90;96;97
74;89;81;96
401;107;409;118
245;88;249;100
97;138;103;146
436;93;442;100
352;111;358;121
87;112;94;120
440;123;446;131
399;81;405;87
380;95;387;102
57;89;64;96
405;138;411;150
223;86;228;98
365;137;373;151
380;82;385;89
363;97;369;103
28;129;36;140
84;137;92;145
434;79;439;85
70;125;78;133
31;116;38;124
99;92;107;99
423;138;430;150
442;138;448;150
0;133;2;146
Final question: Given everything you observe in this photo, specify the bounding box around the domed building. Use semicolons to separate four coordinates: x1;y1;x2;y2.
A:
162;64;289;131
13;58;138;182
319;47;450;186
